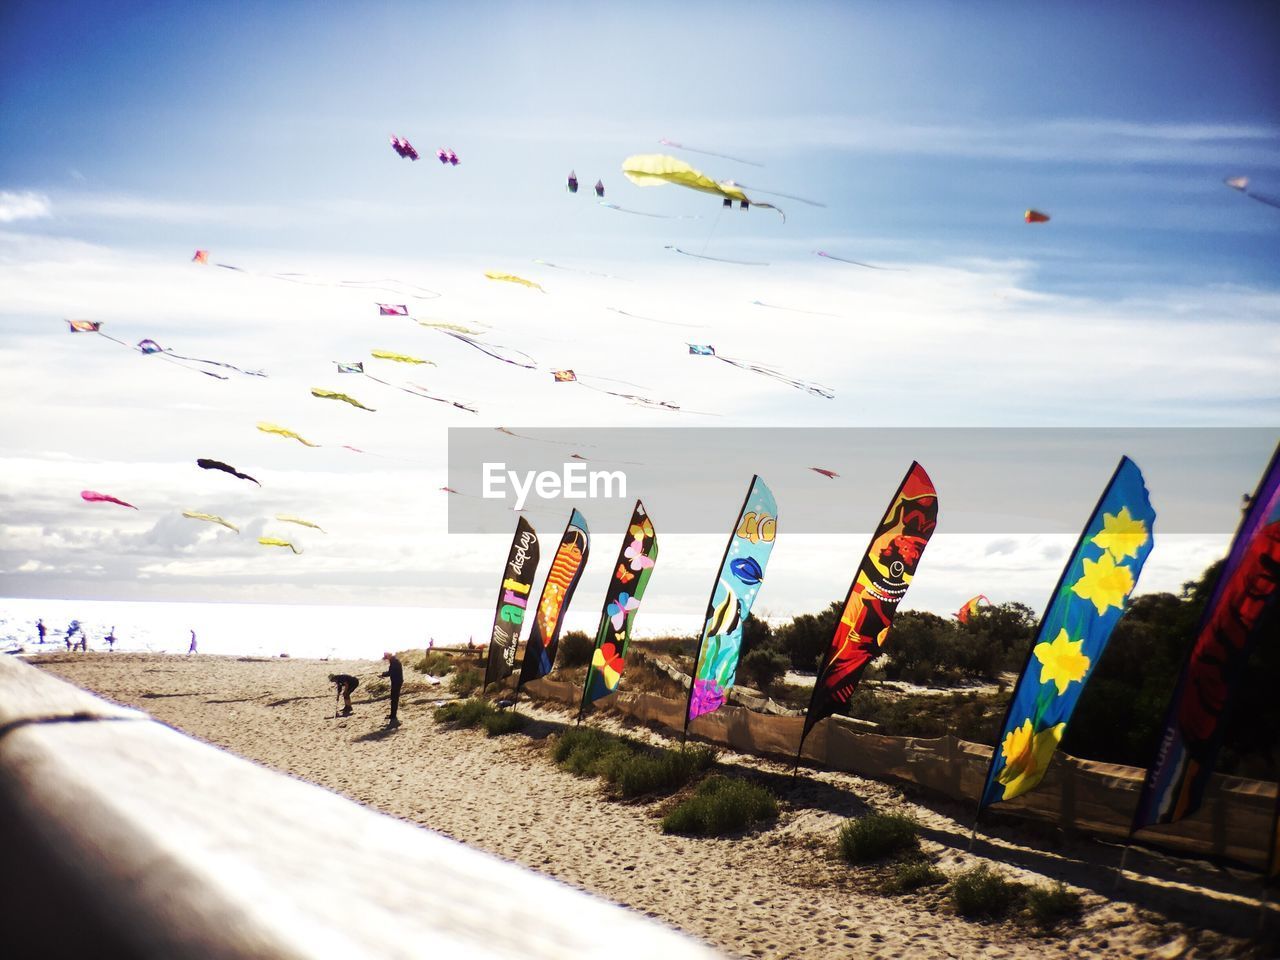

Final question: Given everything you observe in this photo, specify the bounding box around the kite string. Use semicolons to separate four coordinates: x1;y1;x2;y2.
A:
700;202;726;256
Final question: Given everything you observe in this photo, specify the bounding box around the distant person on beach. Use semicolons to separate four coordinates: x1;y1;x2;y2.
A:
77;631;88;653
428;638;435;651
188;630;198;654
381;652;403;727
36;619;46;644
105;627;116;652
65;620;80;651
329;674;359;716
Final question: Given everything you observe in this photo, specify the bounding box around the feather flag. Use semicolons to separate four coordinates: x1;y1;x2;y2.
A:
579;501;659;714
484;517;540;690
685;476;778;731
956;595;989;624
518;510;590;688
800;463;939;749
1132;443;1279;831
980;457;1155;809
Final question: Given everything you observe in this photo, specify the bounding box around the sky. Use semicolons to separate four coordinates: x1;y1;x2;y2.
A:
1;0;1278;624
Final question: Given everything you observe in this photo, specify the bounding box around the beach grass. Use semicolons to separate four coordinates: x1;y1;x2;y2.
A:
414;651;454;676
1024;881;1083;930
661;775;778;836
449;666;482;697
432;697;528;736
881;860;946;894
837;812;921;864
552;727;717;799
951;864;1025;919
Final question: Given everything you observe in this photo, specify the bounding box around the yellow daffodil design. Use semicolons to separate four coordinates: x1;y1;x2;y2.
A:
1034;629;1091;695
1071;551;1134;615
1090;507;1149;561
997;719;1065;800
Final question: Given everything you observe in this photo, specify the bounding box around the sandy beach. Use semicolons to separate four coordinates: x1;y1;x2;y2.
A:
31;651;1267;960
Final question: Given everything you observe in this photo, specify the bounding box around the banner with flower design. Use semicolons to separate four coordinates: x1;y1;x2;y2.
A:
518;509;590;689
579;501;659;714
801;462;939;747
1133;442;1279;832
980;456;1155;809
684;475;778;732
484;516;540;690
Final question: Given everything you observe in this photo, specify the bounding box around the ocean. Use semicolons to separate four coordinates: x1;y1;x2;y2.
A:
0;596;702;660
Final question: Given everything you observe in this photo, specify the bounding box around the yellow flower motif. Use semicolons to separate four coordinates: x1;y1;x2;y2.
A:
1071;551;1134;615
1091;507;1149;561
997;719;1065;800
1034;629;1091;695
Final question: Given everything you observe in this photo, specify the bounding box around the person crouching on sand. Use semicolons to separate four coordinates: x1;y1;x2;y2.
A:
329;673;359;716
381;652;403;727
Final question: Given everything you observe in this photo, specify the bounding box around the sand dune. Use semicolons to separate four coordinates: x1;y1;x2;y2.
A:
33;652;1263;959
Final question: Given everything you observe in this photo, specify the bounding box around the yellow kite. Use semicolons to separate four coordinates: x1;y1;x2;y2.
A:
484;271;545;293
182;511;239;533
311;388;376;411
276;514;325;532
621;154;784;220
259;537;301;554
413;319;486;335
257;422;320;447
371;349;435;366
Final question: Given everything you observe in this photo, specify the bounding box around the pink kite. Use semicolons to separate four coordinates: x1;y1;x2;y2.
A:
809;467;840;479
81;490;138;510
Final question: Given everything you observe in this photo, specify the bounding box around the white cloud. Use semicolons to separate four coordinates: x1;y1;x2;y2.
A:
0;191;52;223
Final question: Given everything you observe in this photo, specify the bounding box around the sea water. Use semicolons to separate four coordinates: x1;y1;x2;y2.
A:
0;597;702;660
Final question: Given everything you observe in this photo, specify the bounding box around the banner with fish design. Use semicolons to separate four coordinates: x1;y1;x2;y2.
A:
518;509;591;688
980;457;1155;809
801;463;939;748
484;516;540;690
1133;442;1279;832
579;501;659;715
684;476;778;732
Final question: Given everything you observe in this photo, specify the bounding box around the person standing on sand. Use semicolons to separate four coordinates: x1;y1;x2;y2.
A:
381;652;403;727
36;619;46;644
188;630;198;654
105;626;116;652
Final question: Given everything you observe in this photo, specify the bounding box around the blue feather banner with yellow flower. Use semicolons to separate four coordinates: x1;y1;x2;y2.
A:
980;456;1155;809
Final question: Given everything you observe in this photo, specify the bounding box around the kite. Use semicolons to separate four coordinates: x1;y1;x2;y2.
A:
814;250;902;271
484;271;545;292
370;349;434;366
412;318;488;334
551;368;682;412
192;249;209;264
622;154;783;219
335;361;364;374
658;138;764;168
810;467;840;479
1224;176;1280;210
339;360;476;412
259;537;301;554
552;370;577;382
667;245;769;266
66;320;229;379
956;595;989;624
390;136;420;161
437;148;459;165
257;422;320;447
196;458;261;486
598;201;697;220
379;304;409;316
567;170;578;193
81;490;137;510
276;514;325;532
182;511;239;533
311;388;376;412
594;179;605;198
685;476;778;730
687;343;834;398
67;319;101;332
1024;209;1051;223
752;300;838;317
136;337;265;377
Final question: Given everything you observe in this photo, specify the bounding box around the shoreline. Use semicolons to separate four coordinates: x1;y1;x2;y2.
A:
32;652;1264;959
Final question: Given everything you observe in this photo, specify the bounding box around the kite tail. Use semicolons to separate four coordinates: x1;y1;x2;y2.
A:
163;350;266;377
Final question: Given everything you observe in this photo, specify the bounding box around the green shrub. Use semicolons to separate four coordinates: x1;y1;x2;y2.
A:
481;710;529;737
552;726;623;773
661;776;778;836
882;861;945;894
450;666;482;697
433;697;495;727
557;631;595;668
1024;881;1082;929
741;645;791;690
415;651;454;676
951;865;1023;919
837;813;920;864
552;729;716;797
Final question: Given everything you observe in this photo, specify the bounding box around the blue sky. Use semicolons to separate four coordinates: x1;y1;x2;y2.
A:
1;1;1278;616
